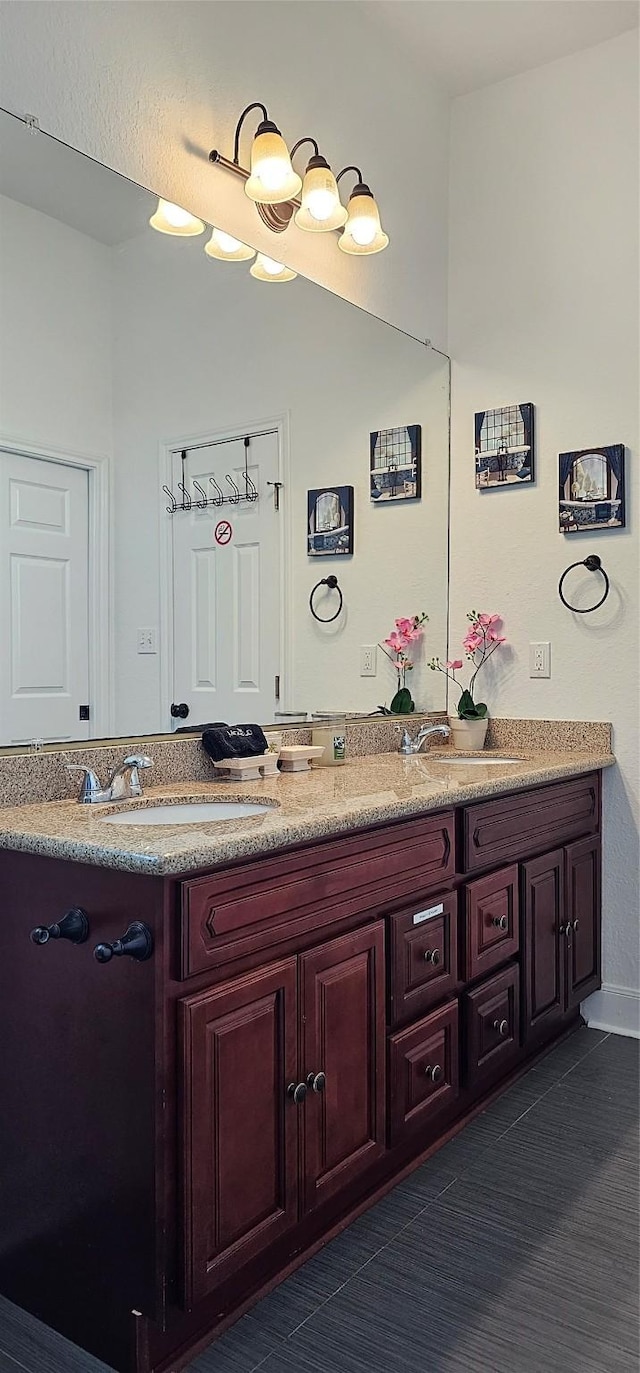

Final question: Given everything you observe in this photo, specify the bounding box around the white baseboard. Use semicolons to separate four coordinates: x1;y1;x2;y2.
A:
582;984;640;1039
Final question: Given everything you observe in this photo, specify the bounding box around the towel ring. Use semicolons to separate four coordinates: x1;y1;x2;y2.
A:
558;554;610;613
309;575;343;623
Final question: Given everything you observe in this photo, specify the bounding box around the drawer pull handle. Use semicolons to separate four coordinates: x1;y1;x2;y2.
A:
492;915;508;931
306;1071;326;1093
423;948;441;965
493;1019;509;1038
287;1081;307;1105
424;1064;443;1083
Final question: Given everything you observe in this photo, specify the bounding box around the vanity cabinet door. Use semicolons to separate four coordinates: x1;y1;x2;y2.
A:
301;923;386;1213
180;959;299;1307
565;835;601;1009
388;1000;459;1145
388;894;459;1027
464;864;519;982
464;963;520;1093
521;849;565;1047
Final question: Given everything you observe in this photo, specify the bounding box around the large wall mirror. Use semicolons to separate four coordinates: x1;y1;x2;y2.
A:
0;109;450;750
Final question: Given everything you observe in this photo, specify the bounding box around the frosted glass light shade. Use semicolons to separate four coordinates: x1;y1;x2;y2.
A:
204;228;256;261
149;198;205;236
250;253;297;282
294;160;347;233
245;129;302;205
338;191;389;255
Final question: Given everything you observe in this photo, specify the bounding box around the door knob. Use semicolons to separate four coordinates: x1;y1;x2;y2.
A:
171;702;189;720
423;948;441;965
492;914;508;930
94;922;153;963
306;1071;326;1093
493;1018;509;1038
286;1081;307;1105
424;1064;443;1083
31;907;89;946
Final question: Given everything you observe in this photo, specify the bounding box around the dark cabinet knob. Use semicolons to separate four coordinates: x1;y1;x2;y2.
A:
423;948;441;965
493;1018;509;1038
492;915;508;930
31;907;89;946
559;921;572;937
287;1081;307;1105
94;922;153;963
306;1071;326;1093
572;919;579;932
170;702;190;720
424;1064;443;1083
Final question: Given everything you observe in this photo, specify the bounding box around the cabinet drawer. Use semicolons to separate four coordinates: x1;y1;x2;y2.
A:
388;893;458;1027
179;812;455;978
464;963;520;1093
464;865;519;982
388;1001;459;1145
462;772;600;874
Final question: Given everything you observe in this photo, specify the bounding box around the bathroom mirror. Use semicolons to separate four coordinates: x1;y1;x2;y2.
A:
0;109;450;749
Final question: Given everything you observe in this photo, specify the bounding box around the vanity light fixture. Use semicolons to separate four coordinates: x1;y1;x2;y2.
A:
292;138;347;233
149;198;205;236
239;103;302;205
250;253;297;283
336;168;389;255
204;227;256;261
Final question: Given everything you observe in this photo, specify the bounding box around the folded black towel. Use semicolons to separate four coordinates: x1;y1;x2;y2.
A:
202;724;269;763
175;722;228;734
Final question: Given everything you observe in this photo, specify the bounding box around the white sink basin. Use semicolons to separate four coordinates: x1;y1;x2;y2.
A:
101;801;276;826
431;756;521;766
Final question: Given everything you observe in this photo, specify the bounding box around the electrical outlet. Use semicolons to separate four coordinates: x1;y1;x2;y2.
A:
529;642;551;678
360;645;377;677
137;627;158;655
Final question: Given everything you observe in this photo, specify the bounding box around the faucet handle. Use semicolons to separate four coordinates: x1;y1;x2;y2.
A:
66;764;103;803
122;755;153;770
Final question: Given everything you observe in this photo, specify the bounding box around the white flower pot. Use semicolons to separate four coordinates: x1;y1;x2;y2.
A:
448;714;489;752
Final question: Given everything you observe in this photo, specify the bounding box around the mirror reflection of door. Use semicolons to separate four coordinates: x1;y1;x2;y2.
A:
0;451;90;744
169;432;281;728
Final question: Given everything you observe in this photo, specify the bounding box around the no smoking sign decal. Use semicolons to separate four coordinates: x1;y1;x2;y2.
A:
214;519;233;546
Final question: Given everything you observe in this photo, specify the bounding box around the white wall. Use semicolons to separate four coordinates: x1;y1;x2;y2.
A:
448;31;640;1035
0;0;450;346
111;230;449;732
0;194;112;459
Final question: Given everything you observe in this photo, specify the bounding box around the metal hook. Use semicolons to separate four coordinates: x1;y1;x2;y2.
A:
162;485;178;515
226;474;241;504
244;469;259;502
193;479;209;510
209;476;225;507
177;481;192;511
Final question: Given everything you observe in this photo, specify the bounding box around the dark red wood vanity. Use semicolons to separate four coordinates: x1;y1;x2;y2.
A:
0;770;602;1373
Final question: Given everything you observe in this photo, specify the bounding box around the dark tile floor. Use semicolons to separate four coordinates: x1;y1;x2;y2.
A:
1;1027;637;1373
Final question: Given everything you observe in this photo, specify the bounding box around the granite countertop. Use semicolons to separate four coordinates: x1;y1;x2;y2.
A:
0;747;615;876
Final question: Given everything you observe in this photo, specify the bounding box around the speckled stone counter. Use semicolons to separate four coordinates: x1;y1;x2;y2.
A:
0;745;615;876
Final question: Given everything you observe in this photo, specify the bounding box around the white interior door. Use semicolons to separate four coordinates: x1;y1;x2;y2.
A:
170;432;281;729
0;451;90;745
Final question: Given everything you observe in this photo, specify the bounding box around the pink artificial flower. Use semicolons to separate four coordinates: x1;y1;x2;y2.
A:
445;659;463;670
463;632;483;652
488;633;507;644
384;632;406;653
477;613;501;627
394;617;415;637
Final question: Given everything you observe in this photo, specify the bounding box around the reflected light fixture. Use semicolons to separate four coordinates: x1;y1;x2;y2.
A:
250;253;297;283
292;138;347;232
204;227;255;262
337;167;389;255
149;198;205;236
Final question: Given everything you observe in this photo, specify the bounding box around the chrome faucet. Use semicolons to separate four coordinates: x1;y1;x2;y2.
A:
66;754;154;804
397;723;451;755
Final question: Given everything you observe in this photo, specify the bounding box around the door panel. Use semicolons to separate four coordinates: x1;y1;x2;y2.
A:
388;893;458;1028
0;452;90;743
171;433;280;728
388;1000;459;1145
464;864;519;981
464;963;520;1093
521;849;565;1046
301;924;386;1212
180;959;298;1307
566;836;601;1009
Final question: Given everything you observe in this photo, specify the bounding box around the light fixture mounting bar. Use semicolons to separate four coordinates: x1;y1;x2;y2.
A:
209;149;302;209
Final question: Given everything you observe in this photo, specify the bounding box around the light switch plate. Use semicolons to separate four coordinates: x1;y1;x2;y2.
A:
529;642;551;678
137;627;158;655
360;645;377;677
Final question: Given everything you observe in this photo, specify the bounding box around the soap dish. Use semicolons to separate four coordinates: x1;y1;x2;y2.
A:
213;753;279;782
278;746;325;773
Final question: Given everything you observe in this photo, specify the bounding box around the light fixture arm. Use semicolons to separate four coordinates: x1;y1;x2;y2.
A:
233;101;269;164
290;136;320;164
336;165;365;189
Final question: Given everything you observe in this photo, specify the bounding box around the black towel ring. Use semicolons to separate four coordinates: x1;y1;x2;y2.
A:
309;575;343;623
558;554;610;613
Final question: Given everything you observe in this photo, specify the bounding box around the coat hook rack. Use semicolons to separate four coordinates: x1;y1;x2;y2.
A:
558;554;610;613
163;440;260;515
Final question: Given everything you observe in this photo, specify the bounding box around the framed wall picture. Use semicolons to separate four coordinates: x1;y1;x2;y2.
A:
475;403;535;488
307;485;354;556
559;444;626;533
370;425;421;502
